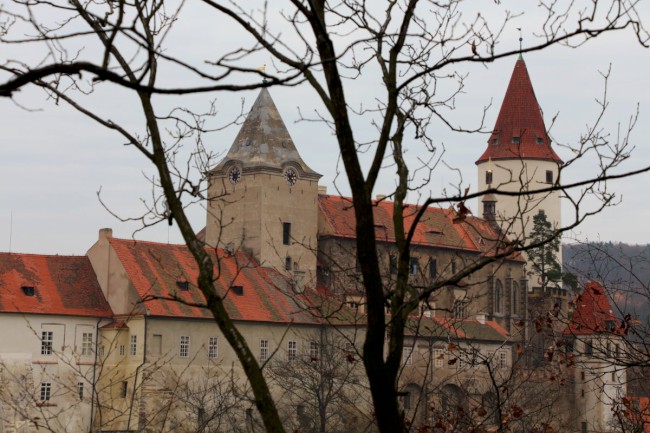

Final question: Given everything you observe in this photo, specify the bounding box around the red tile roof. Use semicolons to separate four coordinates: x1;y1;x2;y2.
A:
564;281;620;335
0;253;112;317
108;238;322;324
318;194;523;260
476;58;562;164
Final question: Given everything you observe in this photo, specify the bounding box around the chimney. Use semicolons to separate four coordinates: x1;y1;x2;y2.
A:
318;185;328;195
99;228;113;241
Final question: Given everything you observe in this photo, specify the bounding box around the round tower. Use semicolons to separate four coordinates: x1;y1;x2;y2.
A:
476;56;563;281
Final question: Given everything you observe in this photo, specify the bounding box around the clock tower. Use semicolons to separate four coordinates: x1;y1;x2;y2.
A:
206;89;321;286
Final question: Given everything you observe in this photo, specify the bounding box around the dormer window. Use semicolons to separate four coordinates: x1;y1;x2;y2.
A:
491;138;498;146
511;136;521;144
231;285;244;296
22;286;35;296
536;136;543;144
176;280;189;291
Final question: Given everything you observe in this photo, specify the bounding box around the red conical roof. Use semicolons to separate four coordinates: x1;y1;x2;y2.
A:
564;281;621;336
476;58;562;164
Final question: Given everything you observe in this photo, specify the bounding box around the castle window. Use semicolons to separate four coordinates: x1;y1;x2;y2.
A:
584;339;593;355
536;136;543;144
22;286;35;296
453;300;468;319
130;335;137;356
492;138;498;146
434;348;445;368
485;170;493;184
176;280;189;291
231;285;244;296
511;136;521;144
309;342;319;360
209;337;218;359
119;345;125;356
285;256;292;271
451;260;457;274
429;259;437;279
288;340;297;362
282;222;291;245
403;347;413;365
389;254;397;274
120;381;128;398
179;336;190;358
41;331;53;355
82;332;93;356
409;257;419;276
40;383;51;401
78;382;84;400
512;282;520;316
545;170;553;184
494;279;503;314
260;339;269;362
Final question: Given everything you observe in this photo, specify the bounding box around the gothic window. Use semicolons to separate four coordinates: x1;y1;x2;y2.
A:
494;279;503;314
512;282;519;316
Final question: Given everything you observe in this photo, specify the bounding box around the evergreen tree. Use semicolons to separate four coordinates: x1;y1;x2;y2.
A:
528;211;562;290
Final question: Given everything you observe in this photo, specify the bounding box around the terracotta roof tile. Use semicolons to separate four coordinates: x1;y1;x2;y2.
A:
564;281;620;335
318;194;524;261
0;253;112;317
476;58;562;164
108;238;321;324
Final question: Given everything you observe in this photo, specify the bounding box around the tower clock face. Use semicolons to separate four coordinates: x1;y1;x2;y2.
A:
228;166;241;185
284;168;298;186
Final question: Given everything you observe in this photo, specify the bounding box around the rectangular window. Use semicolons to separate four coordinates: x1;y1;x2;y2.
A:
434;348;444;368
282;222;291;245
82;332;93;356
285;256;292;271
288;341;297;362
486;170;493;184
120;381;128;398
511;136;521;144
208;337;218;359
41;331;53;355
584;339;593;355
545;170;553;184
409;257;419;276
78;382;84;400
130;335;137;356
499;351;507;368
429;259;437;279
309;342;319;360
40;383;51;401
119;345;125;356
581;421;587;433
99;345;105;358
389;254;397;274
179;336;190;358
453;300;467;319
260;339;269;362
451;260;457;274
403;347;413;365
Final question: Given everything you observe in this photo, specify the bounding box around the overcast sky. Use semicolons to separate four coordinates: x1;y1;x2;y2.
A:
1;1;649;255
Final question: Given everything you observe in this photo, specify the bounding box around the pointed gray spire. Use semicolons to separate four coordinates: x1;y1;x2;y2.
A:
212;89;320;179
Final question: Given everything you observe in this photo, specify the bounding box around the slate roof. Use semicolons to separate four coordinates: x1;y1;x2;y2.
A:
564;281;620;335
108;237;321;324
0;253;112;317
318;194;523;260
476;58;562;164
210;88;320;179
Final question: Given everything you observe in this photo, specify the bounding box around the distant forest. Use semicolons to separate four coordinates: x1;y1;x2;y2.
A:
563;242;650;320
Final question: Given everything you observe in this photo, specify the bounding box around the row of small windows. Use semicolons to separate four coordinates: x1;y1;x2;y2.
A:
403;347;509;369
40;331;94;356
490;136;545;146
39;381;88;402
388;256;455;278
485;169;554;185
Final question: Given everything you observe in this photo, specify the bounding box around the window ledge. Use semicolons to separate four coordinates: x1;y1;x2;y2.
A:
36;402;57;407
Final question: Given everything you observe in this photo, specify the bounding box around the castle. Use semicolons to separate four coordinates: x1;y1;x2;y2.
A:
0;57;629;433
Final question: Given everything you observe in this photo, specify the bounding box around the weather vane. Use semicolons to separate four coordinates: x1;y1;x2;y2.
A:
517;28;523;52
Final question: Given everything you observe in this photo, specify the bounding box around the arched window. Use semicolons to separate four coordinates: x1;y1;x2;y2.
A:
512;281;519;316
494;279;503;314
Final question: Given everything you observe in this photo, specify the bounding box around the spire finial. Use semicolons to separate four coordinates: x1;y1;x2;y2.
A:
258;64;267;84
517;28;523;59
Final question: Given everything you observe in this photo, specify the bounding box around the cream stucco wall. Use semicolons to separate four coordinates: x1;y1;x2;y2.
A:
0;313;108;433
